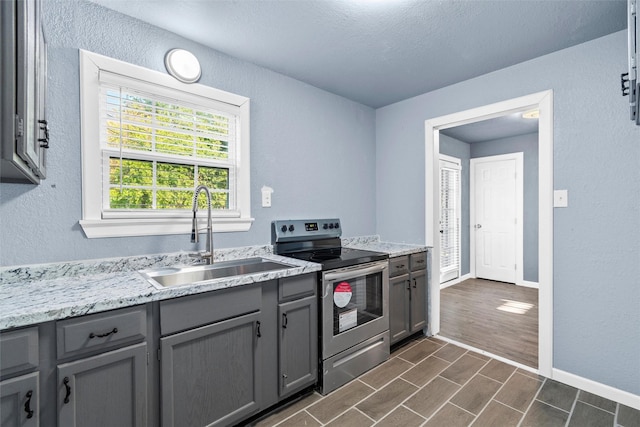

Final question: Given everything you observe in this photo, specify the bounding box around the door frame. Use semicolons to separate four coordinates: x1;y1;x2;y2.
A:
425;90;553;377
470;153;524;285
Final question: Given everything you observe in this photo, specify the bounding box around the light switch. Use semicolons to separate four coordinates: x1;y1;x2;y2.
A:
261;186;273;208
554;190;568;208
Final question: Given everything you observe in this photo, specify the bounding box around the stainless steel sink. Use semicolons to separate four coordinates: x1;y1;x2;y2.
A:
139;257;296;288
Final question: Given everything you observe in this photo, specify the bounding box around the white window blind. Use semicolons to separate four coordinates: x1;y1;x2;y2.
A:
99;72;236;214
440;157;461;284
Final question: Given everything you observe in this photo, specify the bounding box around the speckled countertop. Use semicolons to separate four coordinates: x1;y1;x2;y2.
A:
0;236;428;330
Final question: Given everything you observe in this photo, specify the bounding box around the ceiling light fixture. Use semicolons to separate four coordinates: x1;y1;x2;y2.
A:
522;109;540;119
164;49;201;83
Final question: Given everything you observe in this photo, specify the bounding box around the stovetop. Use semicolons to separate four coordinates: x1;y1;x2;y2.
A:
281;247;388;270
271;218;388;270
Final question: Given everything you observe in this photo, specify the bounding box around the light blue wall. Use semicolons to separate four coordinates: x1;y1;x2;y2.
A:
471;132;539;283
0;0;377;266
439;134;471;277
376;31;640;394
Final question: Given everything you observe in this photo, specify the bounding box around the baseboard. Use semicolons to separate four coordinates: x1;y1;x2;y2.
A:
552;368;640;411
440;273;473;289
518;280;539;289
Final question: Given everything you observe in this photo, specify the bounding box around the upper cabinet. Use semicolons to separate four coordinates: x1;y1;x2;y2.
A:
1;0;48;184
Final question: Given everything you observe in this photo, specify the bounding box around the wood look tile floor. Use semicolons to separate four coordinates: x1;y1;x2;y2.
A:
440;278;538;368
250;336;640;427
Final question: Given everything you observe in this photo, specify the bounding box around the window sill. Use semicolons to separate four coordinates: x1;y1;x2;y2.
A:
79;217;254;239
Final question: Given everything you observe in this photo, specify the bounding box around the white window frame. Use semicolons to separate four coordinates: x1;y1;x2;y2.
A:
79;50;252;238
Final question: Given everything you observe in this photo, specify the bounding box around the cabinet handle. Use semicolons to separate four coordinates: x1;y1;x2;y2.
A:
282;313;288;329
406;280;411;291
38;120;49;149
24;390;34;419
256;321;261;338
63;377;71;404
413;278;417;288
89;327;118;339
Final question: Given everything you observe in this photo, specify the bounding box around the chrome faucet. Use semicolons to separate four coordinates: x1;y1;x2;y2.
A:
191;185;214;264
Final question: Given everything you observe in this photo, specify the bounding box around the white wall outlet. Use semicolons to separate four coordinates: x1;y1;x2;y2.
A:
554;189;568;208
261;186;274;208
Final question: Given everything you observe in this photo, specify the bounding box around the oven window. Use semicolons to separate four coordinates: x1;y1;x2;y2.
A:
332;271;383;335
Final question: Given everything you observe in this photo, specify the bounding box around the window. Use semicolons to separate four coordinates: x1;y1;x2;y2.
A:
79;50;252;238
439;155;461;284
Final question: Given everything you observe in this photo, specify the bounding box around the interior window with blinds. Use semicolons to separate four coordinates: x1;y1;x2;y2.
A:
79;50;251;238
439;156;461;284
101;81;235;213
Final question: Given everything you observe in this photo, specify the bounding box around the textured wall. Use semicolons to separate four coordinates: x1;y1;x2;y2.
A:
0;0;376;266
376;30;640;395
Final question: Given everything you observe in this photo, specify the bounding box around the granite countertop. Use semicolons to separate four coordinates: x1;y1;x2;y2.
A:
0;246;319;330
0;236;429;330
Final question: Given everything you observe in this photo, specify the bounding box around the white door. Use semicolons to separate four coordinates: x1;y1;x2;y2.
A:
439;155;461;284
472;155;521;283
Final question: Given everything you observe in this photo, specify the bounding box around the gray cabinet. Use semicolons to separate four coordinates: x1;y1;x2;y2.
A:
1;372;39;427
57;343;147;427
389;252;428;345
1;0;48;183
1;326;39;427
55;306;149;427
278;294;317;399
159;285;263;427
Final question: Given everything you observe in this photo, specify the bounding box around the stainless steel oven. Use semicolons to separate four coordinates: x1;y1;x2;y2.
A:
272;218;390;395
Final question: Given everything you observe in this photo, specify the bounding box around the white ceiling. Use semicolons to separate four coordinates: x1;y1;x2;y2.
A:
90;0;627;109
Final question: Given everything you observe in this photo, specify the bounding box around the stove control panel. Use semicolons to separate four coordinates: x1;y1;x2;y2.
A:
271;218;341;243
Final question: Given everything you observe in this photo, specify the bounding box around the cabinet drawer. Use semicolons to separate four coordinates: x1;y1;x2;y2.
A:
279;273;316;302
410;252;427;271
389;256;409;277
56;306;146;360
160;284;262;336
0;326;39;378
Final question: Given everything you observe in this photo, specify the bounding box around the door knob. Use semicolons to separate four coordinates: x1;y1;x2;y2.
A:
474;224;482;229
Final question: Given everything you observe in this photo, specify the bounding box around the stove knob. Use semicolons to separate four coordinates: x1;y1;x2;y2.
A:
288;225;295;232
334;222;340;229
329;223;334;229
323;223;328;230
280;225;287;233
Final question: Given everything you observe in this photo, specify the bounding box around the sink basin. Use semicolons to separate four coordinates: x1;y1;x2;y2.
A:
139;257;296;288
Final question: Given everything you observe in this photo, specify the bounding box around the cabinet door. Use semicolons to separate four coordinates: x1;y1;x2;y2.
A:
160;311;262;427
57;342;147;427
0;372;38;427
15;0;42;174
410;270;427;333
389;274;410;344
278;296;317;398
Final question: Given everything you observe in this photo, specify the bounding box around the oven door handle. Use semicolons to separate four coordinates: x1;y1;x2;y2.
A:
323;261;388;283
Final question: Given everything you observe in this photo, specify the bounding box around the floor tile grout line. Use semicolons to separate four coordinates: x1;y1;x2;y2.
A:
613;402;620;426
563;386;580;427
576;398;618;415
515;377;548;427
352;405;377;424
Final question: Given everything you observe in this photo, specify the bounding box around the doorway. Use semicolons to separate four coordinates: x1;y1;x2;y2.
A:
425;90;553;376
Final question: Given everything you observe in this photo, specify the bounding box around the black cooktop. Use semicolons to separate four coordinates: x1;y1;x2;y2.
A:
282;247;388;270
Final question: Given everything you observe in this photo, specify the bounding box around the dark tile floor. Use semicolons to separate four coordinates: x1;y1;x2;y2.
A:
253;336;640;427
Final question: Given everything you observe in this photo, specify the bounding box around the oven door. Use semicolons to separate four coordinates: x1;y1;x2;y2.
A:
321;260;389;359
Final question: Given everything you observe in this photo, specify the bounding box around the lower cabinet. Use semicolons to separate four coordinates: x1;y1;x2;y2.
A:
57;342;147;427
160;311;262;427
389;252;428;345
278;295;317;398
0;372;39;427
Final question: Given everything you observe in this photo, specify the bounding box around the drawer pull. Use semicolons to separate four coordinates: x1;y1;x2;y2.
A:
63;377;71;404
89;327;118;339
24;390;34;419
396;264;405;269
